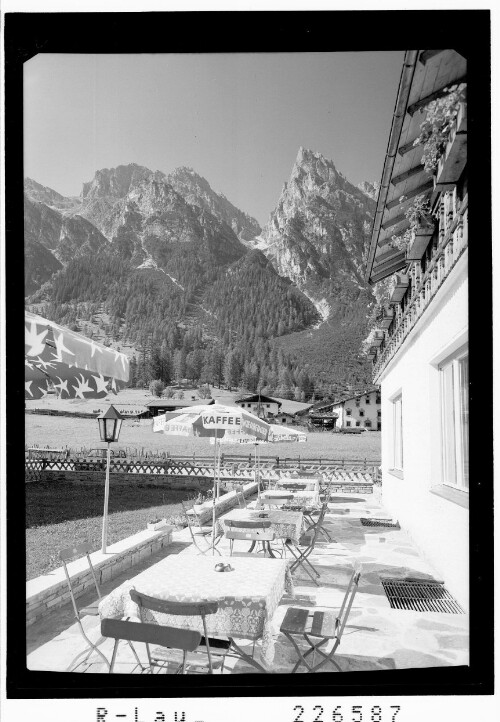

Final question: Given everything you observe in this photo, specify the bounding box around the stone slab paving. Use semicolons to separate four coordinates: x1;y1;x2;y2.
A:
27;493;469;675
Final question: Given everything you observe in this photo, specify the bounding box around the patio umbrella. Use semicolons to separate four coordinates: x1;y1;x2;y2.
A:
25;311;129;399
153;403;271;553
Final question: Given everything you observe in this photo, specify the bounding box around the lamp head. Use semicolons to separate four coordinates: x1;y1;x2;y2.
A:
97;405;123;443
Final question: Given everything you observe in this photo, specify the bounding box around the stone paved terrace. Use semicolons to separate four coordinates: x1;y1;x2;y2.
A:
27;492;469;674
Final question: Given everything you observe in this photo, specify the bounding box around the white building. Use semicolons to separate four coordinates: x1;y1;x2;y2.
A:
234;394;281;419
365;50;469;610
330;388;381;430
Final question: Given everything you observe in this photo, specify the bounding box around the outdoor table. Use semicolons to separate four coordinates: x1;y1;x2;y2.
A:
98;554;293;671
263;488;319;508
216;508;305;552
275;477;320;494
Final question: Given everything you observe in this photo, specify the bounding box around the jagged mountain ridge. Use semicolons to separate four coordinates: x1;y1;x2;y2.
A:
24;155;377;392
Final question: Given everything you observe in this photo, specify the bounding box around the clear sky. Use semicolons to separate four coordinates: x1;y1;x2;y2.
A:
24;51;404;227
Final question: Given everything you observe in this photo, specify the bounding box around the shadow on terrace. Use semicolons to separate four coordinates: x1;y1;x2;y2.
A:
27;491;469;675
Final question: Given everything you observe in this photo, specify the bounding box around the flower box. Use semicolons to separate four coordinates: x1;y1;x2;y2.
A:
371;331;385;347
434;102;467;191
390;274;409;304
379;306;395;329
406;223;434;261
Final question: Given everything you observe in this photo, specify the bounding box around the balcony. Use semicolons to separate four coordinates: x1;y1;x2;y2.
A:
372;195;468;382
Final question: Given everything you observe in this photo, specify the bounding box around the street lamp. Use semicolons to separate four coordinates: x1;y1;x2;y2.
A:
98;405;124;553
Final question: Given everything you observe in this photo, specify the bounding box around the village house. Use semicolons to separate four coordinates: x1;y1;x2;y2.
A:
145;398;215;418
330;387;381;430
234;393;281;419
364;50;468;609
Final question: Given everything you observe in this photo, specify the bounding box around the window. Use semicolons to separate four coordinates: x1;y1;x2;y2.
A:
265;404;270;408
346;408;352;416
392;394;403;471
377;410;381;417
346;421;351;427
365;419;371;427
365;396;370;404
440;350;469;491
377;422;382;431
355;421;360;427
359;410;364;417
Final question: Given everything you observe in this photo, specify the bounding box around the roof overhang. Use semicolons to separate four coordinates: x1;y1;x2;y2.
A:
365;49;467;285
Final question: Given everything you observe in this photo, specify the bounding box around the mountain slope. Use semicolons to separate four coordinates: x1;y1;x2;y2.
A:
249;147;377;389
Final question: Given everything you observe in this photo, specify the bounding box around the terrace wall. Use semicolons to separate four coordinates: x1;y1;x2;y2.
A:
26;482;258;626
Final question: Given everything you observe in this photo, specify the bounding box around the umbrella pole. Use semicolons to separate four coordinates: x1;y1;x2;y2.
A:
212;427;218;556
101;442;111;553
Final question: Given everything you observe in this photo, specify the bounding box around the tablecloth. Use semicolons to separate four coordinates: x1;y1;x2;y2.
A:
99;554;293;666
216;508;304;544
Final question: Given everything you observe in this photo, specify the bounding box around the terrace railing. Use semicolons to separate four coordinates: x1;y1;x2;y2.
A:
25;455;381;484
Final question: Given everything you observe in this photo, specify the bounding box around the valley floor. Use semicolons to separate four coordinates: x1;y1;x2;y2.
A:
25;413;381;462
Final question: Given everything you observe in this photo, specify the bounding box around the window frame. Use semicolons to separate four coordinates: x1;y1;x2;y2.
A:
439;347;469;493
391;393;403;472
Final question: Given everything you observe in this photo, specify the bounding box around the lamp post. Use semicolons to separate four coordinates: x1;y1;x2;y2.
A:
98;405;124;553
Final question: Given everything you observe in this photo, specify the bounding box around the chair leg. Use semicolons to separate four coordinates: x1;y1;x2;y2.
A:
127;640;146;671
109;639;119;673
76;618;111;670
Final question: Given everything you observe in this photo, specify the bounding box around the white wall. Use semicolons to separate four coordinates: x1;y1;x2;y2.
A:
379;252;469;610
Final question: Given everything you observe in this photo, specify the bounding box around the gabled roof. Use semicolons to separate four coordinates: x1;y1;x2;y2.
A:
235;394;282;408
365;49;467;284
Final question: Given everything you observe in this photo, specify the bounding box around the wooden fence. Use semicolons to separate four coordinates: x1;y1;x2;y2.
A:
26;455;380;485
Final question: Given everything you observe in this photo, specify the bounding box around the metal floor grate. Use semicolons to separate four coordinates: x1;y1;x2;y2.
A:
381;578;465;613
360;517;400;528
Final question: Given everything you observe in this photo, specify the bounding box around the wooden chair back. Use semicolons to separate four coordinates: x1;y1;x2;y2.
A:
335;570;361;640
101;617;201;652
59;541;101;619
130;590;219;618
281;483;307;491
225;519;271;529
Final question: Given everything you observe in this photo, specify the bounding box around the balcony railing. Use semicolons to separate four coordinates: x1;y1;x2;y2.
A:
372;194;468;381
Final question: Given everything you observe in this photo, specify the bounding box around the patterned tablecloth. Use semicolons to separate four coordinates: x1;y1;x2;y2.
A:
216;508;304;544
99;554;293;666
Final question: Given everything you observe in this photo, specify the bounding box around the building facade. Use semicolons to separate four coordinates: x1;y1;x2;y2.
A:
331;388;381;430
364;50;468;610
234;394;282;419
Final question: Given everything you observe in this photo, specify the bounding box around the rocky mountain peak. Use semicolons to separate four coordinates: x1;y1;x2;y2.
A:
81;163;163;201
357;180;380;201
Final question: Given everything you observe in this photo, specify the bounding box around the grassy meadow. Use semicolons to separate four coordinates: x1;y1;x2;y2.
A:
25;414;381;462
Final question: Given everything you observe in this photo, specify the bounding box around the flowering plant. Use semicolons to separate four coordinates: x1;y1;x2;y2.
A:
390;195;432;251
413;83;467;173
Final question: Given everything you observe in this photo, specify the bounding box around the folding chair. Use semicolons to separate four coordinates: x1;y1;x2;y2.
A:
130;590;230;674
224;519;277;557
263;493;294;509
284;505;328;585
181;501;222;556
101;617;202;674
280;569;361;672
59;542;141;672
303;492;333;542
236;490;247;509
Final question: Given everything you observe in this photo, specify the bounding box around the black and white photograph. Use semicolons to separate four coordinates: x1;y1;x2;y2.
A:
2;6;494;720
